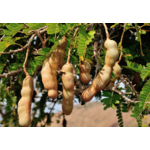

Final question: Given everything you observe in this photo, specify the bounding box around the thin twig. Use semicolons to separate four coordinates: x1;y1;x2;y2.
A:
0;27;48;55
23;23;29;28
23;46;30;76
67;27;79;64
140;33;144;56
0;35;5;41
0;68;23;78
32;30;49;48
117;23;126;63
43;99;58;127
103;23;109;39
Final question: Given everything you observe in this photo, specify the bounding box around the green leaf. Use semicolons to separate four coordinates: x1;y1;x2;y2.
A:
77;26;87;57
23;23;46;35
122;61;144;73
141;63;150;80
38;47;51;56
46;23;60;35
110;23;119;29
10;24;25;37
27;56;46;76
139;30;146;34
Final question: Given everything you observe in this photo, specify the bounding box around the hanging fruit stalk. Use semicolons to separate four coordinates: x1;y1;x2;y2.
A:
18;46;33;127
62;28;78;115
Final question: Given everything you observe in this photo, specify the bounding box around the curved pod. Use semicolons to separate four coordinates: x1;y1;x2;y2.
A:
108;62;122;87
41;50;60;100
81;39;119;102
81;65;112;102
18;76;33;127
80;61;91;84
62;63;74;115
57;36;67;68
104;39;119;67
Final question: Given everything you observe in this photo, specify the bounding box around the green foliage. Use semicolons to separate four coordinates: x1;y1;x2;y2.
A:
131;79;150;123
23;23;46;35
122;61;144;73
141;63;150;80
46;23;60;35
27;55;46;76
139;79;150;110
101;91;121;110
31;91;48;127
116;104;123;127
77;26;95;60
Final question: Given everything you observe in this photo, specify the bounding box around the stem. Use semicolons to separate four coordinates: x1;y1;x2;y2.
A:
103;23;109;39
140;33;144;56
117;23;126;63
67;27;79;64
23;46;30;76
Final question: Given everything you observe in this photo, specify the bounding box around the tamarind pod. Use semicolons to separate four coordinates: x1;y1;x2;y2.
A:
104;39;119;67
80;61;91;84
57;47;65;68
93;65;112;90
49;50;60;71
41;59;53;90
81;65;112;102
57;36;67;68
81;85;97;102
62;90;74;115
108;62;121;87
58;36;67;49
49;51;60;99
113;62;121;78
41;59;57;100
18;76;33;127
41;50;60;100
62;63;74;115
108;81;115;87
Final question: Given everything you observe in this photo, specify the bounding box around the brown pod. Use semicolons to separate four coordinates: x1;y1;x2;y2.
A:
62;63;74;115
108;62;121;87
81;85;97;102
17;76;33;127
104;39;119;67
108;82;115;87
57;36;67;68
80;61;91;84
41;50;60;100
81;65;112;102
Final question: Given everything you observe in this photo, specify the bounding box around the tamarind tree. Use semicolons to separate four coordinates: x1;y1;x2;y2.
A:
0;23;150;127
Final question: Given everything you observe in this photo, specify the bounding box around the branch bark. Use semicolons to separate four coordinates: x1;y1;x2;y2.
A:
0;27;48;55
0;68;23;78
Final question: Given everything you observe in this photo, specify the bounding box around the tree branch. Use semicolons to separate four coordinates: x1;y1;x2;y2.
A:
23;23;29;28
0;27;48;55
0;68;23;78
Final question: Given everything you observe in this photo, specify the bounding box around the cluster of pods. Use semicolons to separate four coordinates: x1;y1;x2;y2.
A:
17;36;121;127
